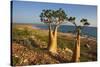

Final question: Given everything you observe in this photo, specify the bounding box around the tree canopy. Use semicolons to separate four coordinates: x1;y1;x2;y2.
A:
40;8;68;26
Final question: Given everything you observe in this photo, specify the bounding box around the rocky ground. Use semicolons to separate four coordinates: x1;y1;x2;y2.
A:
11;24;97;66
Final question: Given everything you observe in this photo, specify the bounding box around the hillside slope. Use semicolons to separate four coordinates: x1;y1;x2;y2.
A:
11;24;97;66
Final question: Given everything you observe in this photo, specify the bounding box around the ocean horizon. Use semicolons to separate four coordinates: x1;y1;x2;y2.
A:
33;25;97;38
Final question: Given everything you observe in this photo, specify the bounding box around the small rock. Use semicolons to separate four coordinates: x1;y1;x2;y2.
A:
63;48;73;55
23;59;28;63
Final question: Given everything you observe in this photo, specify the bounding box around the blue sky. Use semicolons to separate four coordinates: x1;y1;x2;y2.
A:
12;1;97;27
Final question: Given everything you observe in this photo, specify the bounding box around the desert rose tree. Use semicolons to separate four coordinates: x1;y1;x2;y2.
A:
68;17;90;62
40;8;68;54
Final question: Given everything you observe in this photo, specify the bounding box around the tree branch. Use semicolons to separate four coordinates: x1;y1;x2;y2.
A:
53;25;58;36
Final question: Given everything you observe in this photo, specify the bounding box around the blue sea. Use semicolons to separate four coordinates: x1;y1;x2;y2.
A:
34;25;97;38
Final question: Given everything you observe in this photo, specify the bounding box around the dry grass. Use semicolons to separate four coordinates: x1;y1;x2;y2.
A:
11;24;97;66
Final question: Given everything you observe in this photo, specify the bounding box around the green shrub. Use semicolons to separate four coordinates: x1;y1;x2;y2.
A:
12;56;20;66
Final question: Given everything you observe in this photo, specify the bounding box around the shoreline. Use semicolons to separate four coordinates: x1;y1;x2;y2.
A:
13;23;96;42
32;25;97;41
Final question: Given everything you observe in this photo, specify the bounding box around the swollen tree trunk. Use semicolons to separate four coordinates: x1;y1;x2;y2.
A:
49;26;58;54
48;24;52;49
72;29;80;62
